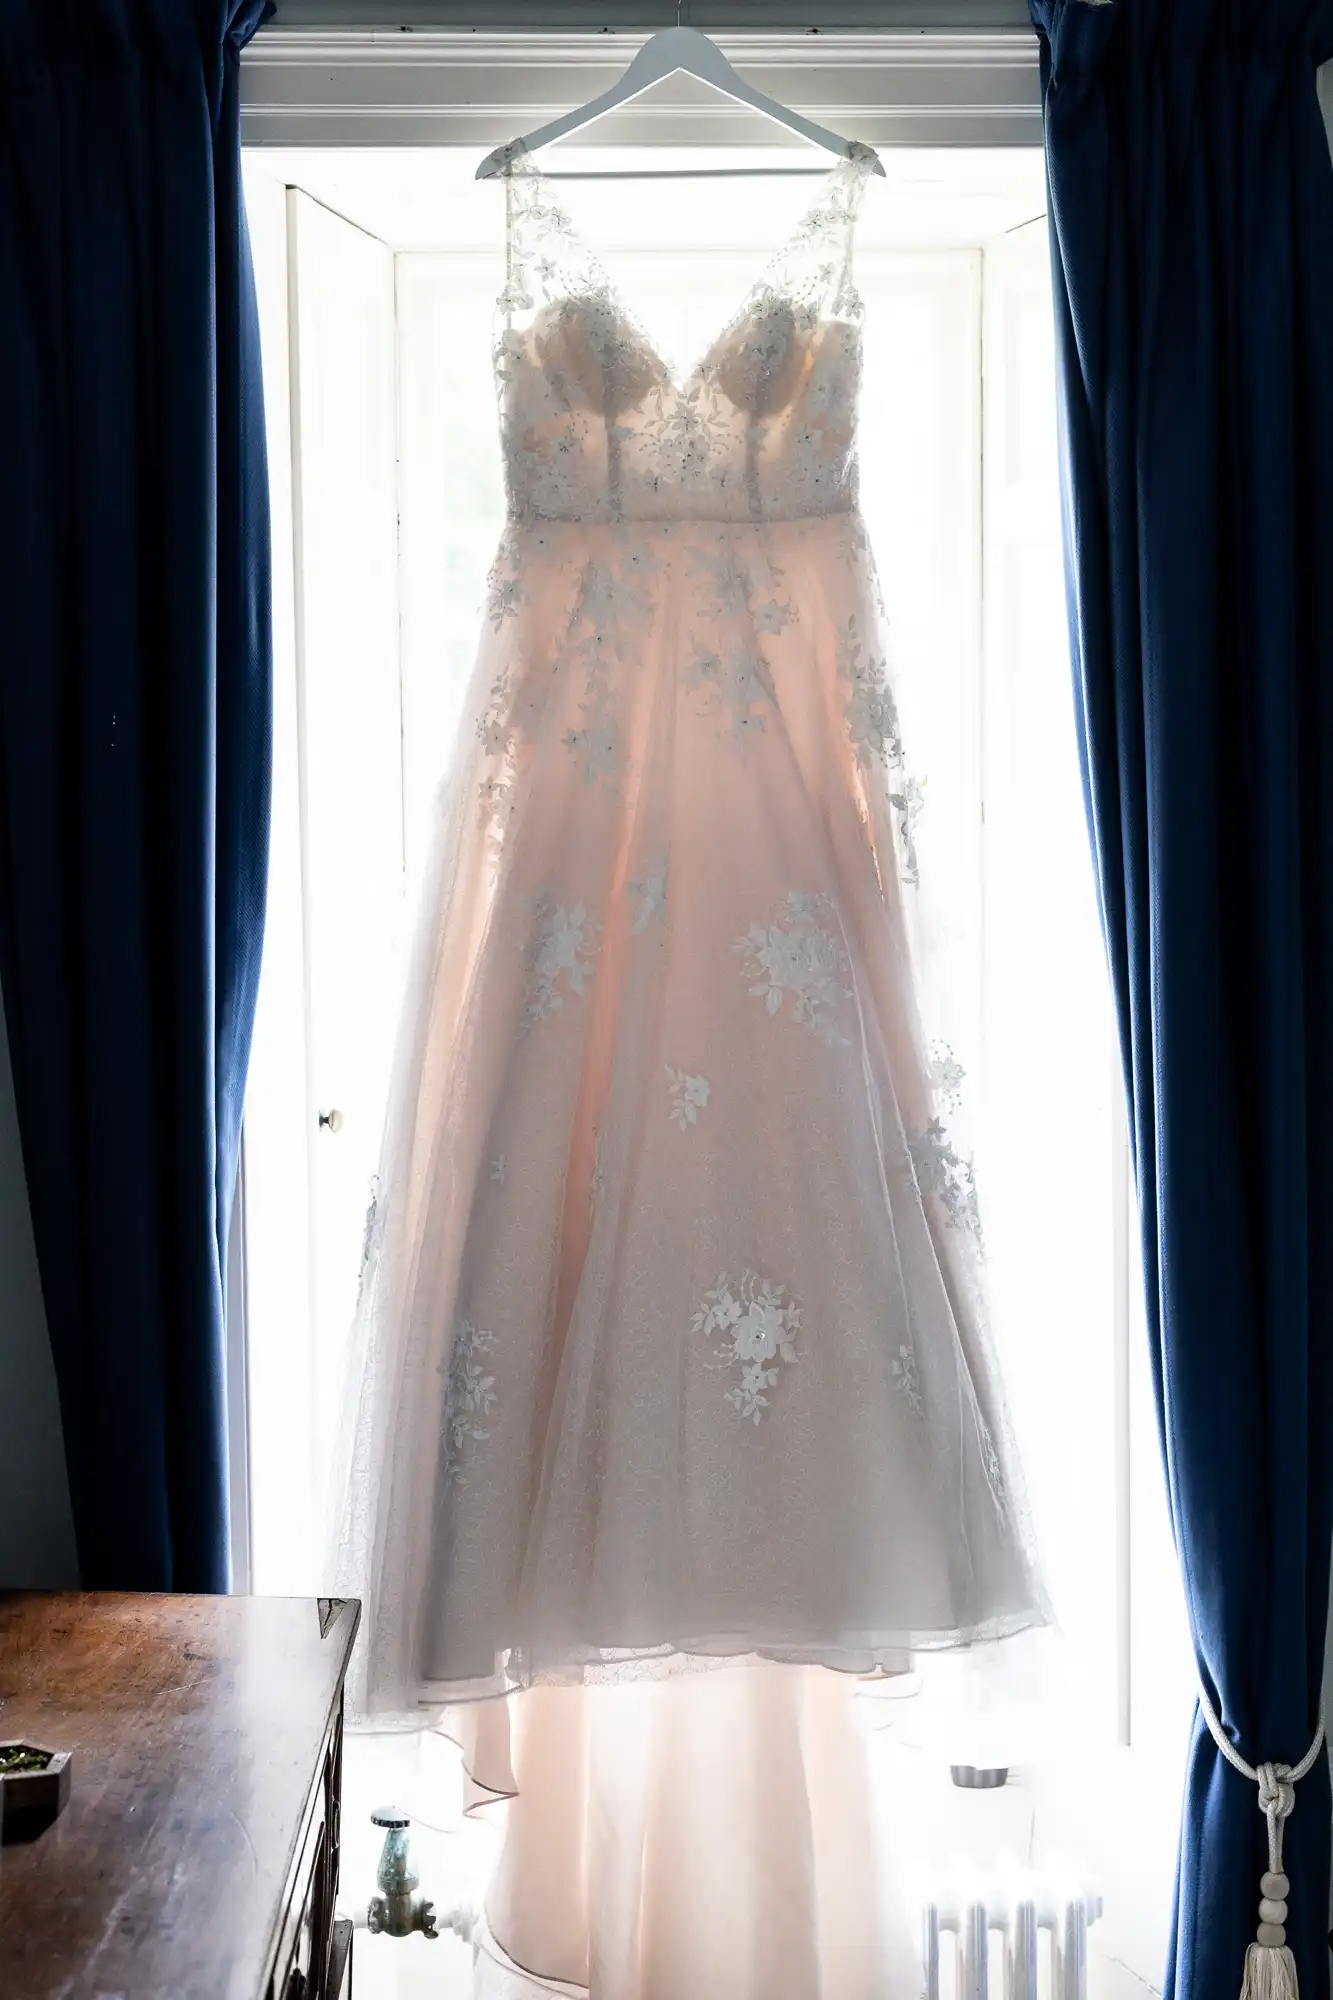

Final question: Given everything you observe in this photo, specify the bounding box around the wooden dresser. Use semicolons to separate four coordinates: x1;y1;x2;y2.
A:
0;1592;360;2000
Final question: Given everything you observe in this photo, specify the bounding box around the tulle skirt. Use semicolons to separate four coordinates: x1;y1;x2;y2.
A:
329;505;1047;1996
331;509;1044;1713
457;1658;922;2000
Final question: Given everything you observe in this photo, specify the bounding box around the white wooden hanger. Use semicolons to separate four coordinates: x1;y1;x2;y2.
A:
475;24;885;181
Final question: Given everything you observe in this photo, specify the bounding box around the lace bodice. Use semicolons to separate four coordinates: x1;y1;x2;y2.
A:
496;146;875;526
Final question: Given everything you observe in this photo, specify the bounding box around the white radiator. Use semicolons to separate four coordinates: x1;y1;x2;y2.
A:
921;1875;1103;2000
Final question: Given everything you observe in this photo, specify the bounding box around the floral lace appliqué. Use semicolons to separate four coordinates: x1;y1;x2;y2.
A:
523;896;600;1030
693;1270;802;1424
889;774;925;887
928;1044;966;1112
629;854;669;933
477;668;515;758
666;1066;710;1129
482;768;520;854
687;639;774;746
689;538;755;620
735;891;853;1047
891;1342;923;1416
561;555;660;788
476;665;526;856
680;538;793;745
908;1118;982;1237
564;705;622;787
834;614;924;883
560;574;619;787
641;383;733;489
441;1320;498;1483
487;567;524;631
690;536;795;638
836;615;902;770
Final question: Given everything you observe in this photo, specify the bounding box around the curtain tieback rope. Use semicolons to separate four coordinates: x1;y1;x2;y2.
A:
1195;1682;1326;2000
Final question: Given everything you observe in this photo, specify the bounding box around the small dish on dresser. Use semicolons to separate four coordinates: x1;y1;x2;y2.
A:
0;1742;72;1842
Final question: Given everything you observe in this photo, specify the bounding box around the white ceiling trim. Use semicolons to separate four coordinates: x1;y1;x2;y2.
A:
247;29;1039;66
241;28;1044;149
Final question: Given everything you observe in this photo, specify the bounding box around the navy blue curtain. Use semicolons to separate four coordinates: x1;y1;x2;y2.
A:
0;0;274;1591
1030;2;1333;1993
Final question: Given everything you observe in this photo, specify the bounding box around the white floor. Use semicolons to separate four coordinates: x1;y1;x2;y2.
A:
1088;1953;1159;2000
350;1929;473;1998
347;1930;1158;1999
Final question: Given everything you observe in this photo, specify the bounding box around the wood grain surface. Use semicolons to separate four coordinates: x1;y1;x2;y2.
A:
0;1593;359;1999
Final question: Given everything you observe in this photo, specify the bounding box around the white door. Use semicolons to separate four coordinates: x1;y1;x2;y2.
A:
290;190;405;1543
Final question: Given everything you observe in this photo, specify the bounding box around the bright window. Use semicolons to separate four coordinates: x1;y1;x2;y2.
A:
241;143;1192;2000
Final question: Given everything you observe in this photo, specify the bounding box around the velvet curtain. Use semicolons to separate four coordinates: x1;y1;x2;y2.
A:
1029;1;1333;1993
0;0;274;1590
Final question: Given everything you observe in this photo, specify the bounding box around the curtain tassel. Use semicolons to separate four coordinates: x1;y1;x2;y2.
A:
1240;1938;1298;2000
1195;1685;1325;2000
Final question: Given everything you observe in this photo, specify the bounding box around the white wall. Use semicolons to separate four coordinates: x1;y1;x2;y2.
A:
0;981;78;1587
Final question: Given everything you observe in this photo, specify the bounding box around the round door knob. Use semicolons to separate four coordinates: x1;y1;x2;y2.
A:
318;1108;344;1133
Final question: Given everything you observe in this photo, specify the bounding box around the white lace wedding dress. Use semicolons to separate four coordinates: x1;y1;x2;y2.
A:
330;142;1047;1997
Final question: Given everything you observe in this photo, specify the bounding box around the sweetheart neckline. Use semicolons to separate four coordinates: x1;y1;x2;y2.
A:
502;144;873;396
